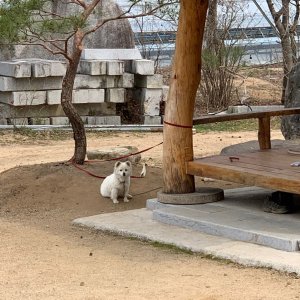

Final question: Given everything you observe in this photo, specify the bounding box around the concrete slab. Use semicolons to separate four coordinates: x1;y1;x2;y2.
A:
73;187;300;274
0;91;46;106
141;115;162;125
0;61;31;78
73;89;105;104
74;74;108;89
131;59;155;75
0;76;63;91
106;61;124;75
118;73;134;88
84;116;121;125
81;48;142;60
134;88;162;116
31;60;66;77
105;88;125;103
135;74;163;88
0;103;116;118
73;208;300;275
78;60;107;75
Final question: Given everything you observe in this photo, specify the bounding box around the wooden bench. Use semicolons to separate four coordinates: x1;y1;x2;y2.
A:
187;107;300;194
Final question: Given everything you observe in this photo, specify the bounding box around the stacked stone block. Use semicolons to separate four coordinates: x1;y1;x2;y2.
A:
0;55;165;125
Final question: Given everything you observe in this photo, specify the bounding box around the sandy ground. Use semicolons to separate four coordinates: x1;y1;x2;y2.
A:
1;129;300;300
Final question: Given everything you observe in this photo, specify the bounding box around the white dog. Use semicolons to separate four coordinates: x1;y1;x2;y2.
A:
100;161;133;204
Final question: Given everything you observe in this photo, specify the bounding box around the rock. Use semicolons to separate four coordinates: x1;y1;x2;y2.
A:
87;146;141;163
282;62;300;139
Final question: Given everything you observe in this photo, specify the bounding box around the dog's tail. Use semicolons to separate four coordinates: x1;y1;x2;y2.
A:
140;163;147;177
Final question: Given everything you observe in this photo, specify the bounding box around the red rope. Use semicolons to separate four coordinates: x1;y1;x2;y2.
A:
72;162;106;179
85;141;163;163
71;160;146;179
163;120;193;129
70;141;163;179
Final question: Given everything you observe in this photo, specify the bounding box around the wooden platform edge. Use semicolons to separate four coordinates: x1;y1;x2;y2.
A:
193;107;300;125
186;159;300;195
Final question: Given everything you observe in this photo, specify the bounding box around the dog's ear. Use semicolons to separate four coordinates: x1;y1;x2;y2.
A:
115;161;121;168
125;161;131;167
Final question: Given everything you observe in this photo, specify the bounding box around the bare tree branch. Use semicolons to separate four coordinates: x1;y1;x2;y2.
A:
73;0;88;9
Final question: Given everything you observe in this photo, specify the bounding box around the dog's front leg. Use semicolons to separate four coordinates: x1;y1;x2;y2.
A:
123;182;131;202
110;188;119;204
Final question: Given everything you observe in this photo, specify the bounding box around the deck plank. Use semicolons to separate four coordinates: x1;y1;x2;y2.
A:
187;148;300;194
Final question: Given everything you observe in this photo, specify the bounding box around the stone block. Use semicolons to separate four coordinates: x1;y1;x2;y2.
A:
47;90;61;105
103;74;133;88
118;73;134;88
135;88;163;116
0;76;63;91
50;117;69;125
85;115;121;125
162;85;169;102
0;118;7;125
134;74;163;88
32;61;51;77
8;118;29;125
0;61;31;78
29;117;51;125
0;91;46;106
31;60;66;77
142;115;162;125
105;88;125;103
81;48;142;60
73;89;105;104
74;74;108;89
78;60;106;75
47;89;105;105
105;76;119;88
48;60;66;77
131;59;154;75
0;103;116;118
106;61;124;75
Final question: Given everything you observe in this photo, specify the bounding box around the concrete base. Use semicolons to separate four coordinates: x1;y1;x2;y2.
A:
157;187;224;204
73;187;300;274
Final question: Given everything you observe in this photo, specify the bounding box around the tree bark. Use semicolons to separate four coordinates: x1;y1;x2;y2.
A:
61;32;86;164
162;0;208;194
266;0;298;104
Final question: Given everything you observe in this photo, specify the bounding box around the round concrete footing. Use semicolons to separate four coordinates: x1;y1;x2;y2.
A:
87;146;141;163
157;187;224;205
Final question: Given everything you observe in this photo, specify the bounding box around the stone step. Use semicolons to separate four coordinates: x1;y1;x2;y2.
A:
150;199;300;252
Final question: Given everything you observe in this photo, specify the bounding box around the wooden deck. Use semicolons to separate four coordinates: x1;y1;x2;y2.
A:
187;147;300;194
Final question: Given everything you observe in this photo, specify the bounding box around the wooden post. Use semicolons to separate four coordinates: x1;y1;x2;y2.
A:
163;0;208;193
258;116;271;150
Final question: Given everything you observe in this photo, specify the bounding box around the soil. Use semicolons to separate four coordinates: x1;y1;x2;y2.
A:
1;129;300;300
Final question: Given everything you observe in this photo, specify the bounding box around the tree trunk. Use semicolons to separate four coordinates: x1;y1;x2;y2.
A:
204;0;218;51
162;0;208;194
61;32;86;165
281;34;295;103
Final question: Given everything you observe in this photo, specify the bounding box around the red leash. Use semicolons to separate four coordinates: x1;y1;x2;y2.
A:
85;141;163;163
70;141;163;179
71;161;146;179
